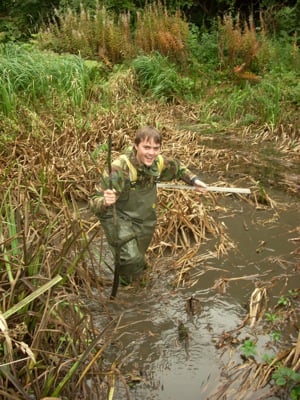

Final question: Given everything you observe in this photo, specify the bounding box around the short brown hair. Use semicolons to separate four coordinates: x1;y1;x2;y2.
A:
134;126;162;146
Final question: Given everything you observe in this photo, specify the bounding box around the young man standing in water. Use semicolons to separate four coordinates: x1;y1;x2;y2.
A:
89;126;207;285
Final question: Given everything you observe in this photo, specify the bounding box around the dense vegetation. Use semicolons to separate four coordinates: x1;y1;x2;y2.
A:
0;1;299;399
1;0;300;41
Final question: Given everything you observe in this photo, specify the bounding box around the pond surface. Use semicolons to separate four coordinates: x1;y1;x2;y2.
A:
87;133;299;399
88;191;299;400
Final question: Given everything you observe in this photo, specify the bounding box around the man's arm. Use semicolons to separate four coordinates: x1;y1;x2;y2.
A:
159;158;207;191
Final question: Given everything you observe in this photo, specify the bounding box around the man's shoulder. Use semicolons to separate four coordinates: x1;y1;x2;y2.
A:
113;146;133;167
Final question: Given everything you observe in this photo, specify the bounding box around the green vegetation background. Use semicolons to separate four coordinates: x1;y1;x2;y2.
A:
0;0;299;140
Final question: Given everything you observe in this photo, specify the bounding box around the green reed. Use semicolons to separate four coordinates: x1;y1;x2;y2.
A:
0;188;20;285
131;52;194;102
0;43;94;116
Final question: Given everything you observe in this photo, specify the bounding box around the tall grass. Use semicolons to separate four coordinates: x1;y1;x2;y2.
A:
37;1;190;64
0;25;299;130
1;190;19;284
218;13;268;71
135;1;189;62
0;176;114;398
131;52;195;102
37;3;132;63
217;79;282;125
0;43;95;116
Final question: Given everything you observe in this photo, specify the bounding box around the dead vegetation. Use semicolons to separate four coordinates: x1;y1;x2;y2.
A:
0;101;299;398
206;275;300;399
208;320;300;400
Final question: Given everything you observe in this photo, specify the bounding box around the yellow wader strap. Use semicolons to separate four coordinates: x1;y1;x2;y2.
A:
157;154;164;174
120;154;164;182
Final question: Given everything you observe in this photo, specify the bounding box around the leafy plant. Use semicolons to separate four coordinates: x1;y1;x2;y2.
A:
272;366;300;387
291;385;300;400
277;295;291;307
265;312;277;322
241;339;257;358
271;331;282;342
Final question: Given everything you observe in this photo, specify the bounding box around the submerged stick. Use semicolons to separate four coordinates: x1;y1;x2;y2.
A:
157;183;251;194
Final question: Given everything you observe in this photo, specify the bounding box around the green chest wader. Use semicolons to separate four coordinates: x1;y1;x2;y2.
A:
99;184;157;283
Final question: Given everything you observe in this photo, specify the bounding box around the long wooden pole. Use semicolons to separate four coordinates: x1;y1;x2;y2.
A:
156;183;251;194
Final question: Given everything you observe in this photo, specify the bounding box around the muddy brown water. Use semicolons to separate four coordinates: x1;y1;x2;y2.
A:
88;196;298;399
87;136;299;400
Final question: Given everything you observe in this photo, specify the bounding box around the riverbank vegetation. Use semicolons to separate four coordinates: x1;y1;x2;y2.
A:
0;1;299;399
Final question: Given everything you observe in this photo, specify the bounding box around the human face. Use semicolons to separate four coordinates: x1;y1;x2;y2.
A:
134;138;161;167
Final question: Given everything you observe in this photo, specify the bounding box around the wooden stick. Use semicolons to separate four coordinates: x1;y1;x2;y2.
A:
108;134;120;299
157;183;251;194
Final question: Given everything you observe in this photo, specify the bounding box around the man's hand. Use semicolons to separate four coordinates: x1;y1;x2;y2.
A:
193;179;207;193
103;189;117;206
